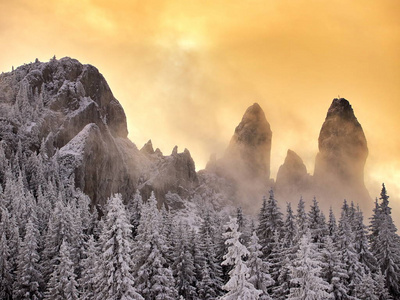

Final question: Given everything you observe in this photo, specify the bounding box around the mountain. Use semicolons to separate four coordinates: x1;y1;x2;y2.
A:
0;57;197;207
0;57;373;213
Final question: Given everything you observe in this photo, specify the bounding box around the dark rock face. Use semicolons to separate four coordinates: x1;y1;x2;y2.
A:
314;98;370;208
217;103;272;181
275;149;311;200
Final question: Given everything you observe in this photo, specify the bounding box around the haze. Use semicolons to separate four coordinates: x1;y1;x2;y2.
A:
1;0;399;219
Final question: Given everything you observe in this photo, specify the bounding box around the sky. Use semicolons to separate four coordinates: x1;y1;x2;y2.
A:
1;0;399;218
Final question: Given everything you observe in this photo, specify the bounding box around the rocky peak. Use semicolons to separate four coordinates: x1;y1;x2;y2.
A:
172;145;178;155
140;140;154;155
275;149;311;200
314;98;370;209
327;98;358;120
222;103;272;180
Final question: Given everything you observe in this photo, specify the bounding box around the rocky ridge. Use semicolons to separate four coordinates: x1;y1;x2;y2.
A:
0;57;197;207
0;58;372;212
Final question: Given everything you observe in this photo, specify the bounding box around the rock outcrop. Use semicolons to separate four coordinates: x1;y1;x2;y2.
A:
139;146;198;207
0;57;199;207
275;149;311;200
205;103;272;210
215;103;272;181
314;98;371;209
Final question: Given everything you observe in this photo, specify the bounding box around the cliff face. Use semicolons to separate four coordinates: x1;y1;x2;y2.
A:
313;98;371;208
0;57;198;207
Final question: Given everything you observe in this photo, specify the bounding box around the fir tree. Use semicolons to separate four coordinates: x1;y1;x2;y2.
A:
220;217;261;300
296;196;308;239
95;193;143;300
79;235;98;300
257;189;283;258
14;218;43;300
0;232;13;300
328;207;338;238
127;189;143;239
320;236;349;300
134;192;176;299
172;223;197;299
288;231;332;300
246;232;274;300
45;240;79;300
308;197;328;247
370;184;400;298
337;200;365;298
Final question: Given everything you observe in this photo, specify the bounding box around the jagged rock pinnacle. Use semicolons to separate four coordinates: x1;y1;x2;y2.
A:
223;102;272;180
314;98;370;207
275;149;311;200
140;140;154;155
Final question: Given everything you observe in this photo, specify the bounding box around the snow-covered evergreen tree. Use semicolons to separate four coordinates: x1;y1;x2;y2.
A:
134;192;176;300
328;207;338;238
257;189;283;258
79;235;98;300
171;223;197;299
127;189;143;239
246;232;274;300
320;236;349;300
296;196;308;239
44;240;79;300
337;200;365;298
308;197;328;247
13;218;43;300
0;231;13;300
220;217;261;300
370;184;400;298
287;231;332;300
95;193;143;300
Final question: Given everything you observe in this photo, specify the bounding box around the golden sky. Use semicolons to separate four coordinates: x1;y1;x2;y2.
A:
1;0;400;218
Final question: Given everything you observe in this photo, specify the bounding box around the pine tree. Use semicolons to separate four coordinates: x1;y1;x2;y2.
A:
0;232;13;300
246;232;274;300
287;231;332;300
328;207;338;238
134;192;176;299
320;236;349;300
196;209;223;299
95;193;143;300
14;218;43;300
373;270;392;300
79;235;98;300
257;189;283;258
370;184;400;298
353;206;378;273
45;240;79;300
308;197;328;247
337;200;365;298
220;217;261;300
296;196;308;239
171;223;197;299
127;189;143;238
272;203;298;300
